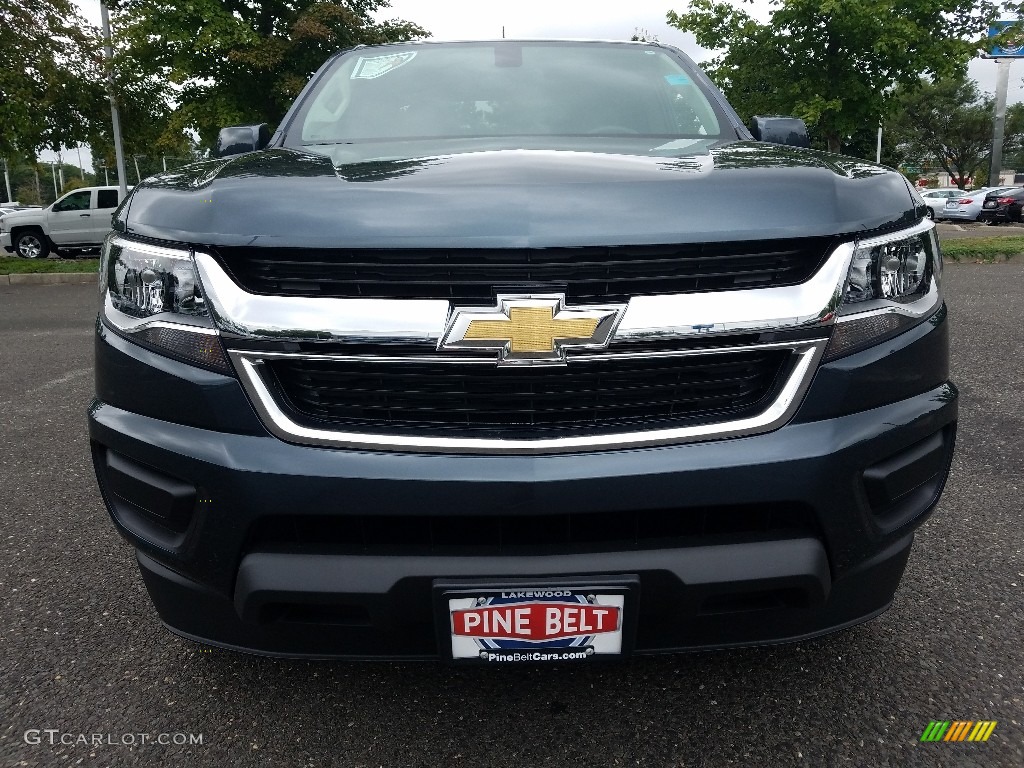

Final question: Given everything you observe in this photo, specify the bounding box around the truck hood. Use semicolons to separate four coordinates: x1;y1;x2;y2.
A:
121;143;920;249
1;208;46;228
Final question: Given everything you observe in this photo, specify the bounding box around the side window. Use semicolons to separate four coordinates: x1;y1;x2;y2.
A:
96;190;119;209
52;190;92;213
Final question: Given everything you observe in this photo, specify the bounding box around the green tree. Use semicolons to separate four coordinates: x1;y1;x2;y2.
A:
113;0;429;150
1000;103;1024;172
8;160;53;206
86;45;193;183
0;1;101;158
887;77;1024;188
61;177;93;194
668;0;1023;154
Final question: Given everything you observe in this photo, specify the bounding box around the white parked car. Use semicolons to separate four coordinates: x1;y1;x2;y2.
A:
918;187;966;220
943;186;1018;222
0;186;131;258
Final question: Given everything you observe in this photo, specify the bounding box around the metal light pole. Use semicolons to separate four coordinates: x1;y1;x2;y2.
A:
49;162;58;198
132;155;146;183
2;159;11;203
990;59;1012;187
162;156;186;172
77;145;86;180
101;3;128;199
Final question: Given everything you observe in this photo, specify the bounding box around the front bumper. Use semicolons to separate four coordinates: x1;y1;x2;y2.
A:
1;231;12;252
89;310;957;659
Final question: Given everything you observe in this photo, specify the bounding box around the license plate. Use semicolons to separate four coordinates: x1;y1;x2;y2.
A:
945;200;960;209
985;201;997;208
435;578;637;663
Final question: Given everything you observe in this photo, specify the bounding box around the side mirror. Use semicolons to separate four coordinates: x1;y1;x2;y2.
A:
749;116;810;148
215;124;271;158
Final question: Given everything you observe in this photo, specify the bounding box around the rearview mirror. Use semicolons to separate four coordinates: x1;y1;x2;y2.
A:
749;116;810;148
216;124;271;158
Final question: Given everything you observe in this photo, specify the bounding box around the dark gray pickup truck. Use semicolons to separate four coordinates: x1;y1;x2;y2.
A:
89;39;955;662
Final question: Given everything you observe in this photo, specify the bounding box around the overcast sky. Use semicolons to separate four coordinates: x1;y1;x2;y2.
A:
50;0;1024;172
375;0;1019;104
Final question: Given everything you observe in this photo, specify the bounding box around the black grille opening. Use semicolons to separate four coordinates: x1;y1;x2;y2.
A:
215;238;835;302
264;349;792;438
246;504;819;558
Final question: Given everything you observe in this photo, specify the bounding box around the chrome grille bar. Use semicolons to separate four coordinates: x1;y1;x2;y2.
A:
228;340;826;454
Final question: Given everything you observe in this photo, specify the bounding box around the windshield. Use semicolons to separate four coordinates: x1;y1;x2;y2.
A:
283;41;733;164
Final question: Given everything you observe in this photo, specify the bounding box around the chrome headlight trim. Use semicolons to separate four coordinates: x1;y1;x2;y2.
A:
825;219;942;361
852;217;935;253
834;279;941;324
101;235;211;326
101;293;220;335
837;219;940;321
228;340;826;454
100;236;231;372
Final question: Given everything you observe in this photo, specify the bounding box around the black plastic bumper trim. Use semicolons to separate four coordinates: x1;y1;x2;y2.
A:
233;538;831;625
137;533;910;660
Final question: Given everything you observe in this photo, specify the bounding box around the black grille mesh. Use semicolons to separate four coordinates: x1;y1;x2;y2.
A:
266;349;791;438
216;239;834;302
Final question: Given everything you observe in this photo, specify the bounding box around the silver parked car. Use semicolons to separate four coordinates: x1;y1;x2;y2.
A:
919;187;966;220
943;187;1018;222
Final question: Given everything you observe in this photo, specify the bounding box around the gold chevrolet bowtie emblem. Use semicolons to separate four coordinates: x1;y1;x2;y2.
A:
439;295;627;365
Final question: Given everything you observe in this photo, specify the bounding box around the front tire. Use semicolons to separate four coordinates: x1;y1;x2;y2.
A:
14;230;49;259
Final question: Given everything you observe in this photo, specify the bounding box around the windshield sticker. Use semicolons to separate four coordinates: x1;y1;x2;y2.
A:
664;74;691;86
650;138;705;152
351;52;417;80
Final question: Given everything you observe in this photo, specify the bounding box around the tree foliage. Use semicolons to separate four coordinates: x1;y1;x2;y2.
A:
113;0;429;149
87;43;193;178
0;0;101;158
886;76;1024;188
668;0;1024;154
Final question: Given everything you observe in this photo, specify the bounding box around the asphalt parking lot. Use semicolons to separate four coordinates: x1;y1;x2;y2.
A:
936;220;1024;239
1;265;1022;768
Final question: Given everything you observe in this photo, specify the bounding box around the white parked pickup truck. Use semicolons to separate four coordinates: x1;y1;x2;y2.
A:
0;186;131;258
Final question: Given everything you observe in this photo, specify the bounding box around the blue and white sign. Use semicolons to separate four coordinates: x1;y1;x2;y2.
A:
988;20;1024;57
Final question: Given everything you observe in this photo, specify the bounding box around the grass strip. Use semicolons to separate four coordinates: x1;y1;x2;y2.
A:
942;237;1024;262
0;257;100;275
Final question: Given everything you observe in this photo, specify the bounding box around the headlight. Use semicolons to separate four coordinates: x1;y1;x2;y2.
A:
826;221;941;360
100;235;232;373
